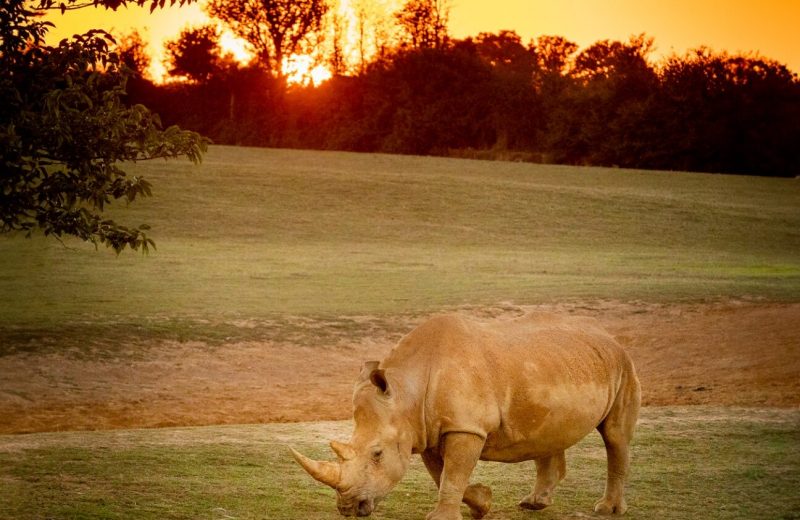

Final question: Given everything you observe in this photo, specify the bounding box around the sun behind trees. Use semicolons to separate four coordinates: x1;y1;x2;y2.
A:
146;5;799;177
25;0;800;178
205;0;328;83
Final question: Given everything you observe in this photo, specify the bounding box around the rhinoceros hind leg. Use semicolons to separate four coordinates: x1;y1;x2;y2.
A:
422;447;492;519
519;451;566;510
593;423;631;516
594;371;641;515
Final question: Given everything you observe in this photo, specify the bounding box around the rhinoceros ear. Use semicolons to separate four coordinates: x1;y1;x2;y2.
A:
359;361;380;381
330;440;356;461
369;368;391;396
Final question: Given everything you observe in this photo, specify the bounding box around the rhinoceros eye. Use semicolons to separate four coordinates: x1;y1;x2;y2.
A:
371;448;383;462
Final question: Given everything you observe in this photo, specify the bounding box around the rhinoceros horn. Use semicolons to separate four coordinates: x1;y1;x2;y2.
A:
330;440;356;461
290;447;341;489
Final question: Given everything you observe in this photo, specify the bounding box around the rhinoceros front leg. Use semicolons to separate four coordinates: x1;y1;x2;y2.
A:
421;448;491;519
425;433;486;520
519;451;566;510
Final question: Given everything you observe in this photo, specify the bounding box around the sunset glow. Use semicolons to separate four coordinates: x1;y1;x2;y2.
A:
284;54;333;86
218;30;252;64
330;0;401;72
43;0;800;83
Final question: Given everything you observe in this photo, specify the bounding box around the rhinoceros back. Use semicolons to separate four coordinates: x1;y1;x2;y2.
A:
385;312;638;461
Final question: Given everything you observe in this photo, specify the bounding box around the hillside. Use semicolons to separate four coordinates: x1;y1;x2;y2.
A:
1;146;798;329
1;147;798;434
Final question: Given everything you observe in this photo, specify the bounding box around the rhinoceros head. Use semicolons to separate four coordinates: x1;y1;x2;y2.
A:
291;361;414;516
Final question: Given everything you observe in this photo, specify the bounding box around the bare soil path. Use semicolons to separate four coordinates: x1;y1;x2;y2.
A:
1;301;798;434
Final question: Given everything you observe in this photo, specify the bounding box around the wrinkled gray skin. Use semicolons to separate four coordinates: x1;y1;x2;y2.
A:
292;313;641;519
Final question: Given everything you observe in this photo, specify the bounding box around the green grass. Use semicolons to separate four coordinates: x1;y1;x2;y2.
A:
3;149;798;518
1;146;799;335
1;407;798;519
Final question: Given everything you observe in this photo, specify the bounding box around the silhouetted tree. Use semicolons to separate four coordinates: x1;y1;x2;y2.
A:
286;75;376;151
35;0;195;11
653;49;800;175
132;19;799;177
472;31;538;150
395;0;449;50
526;35;577;161
205;0;328;82
546;35;658;166
116;30;151;77
572;34;655;93
531;35;578;77
164;24;222;82
358;45;494;154
350;0;393;73
474;30;532;70
327;10;348;75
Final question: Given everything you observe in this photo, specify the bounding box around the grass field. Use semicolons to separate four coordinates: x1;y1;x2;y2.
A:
1;407;798;520
1;146;799;343
2;147;800;518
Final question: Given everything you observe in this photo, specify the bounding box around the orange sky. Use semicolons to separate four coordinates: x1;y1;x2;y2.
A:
44;0;800;81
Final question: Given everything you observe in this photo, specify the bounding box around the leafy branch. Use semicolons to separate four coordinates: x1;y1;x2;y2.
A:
1;0;209;253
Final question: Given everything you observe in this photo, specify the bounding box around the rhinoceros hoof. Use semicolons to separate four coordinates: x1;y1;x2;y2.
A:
518;490;553;510
465;483;492;519
593;497;627;515
425;506;463;520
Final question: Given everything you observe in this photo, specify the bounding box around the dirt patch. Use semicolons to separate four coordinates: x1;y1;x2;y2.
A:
1;301;798;434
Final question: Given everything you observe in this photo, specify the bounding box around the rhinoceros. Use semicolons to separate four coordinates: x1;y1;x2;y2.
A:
291;312;641;519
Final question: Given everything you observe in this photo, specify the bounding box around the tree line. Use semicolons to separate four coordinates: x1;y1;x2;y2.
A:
119;0;800;177
4;0;798;251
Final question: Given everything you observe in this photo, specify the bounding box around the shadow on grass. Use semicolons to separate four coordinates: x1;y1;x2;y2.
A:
0;315;417;359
